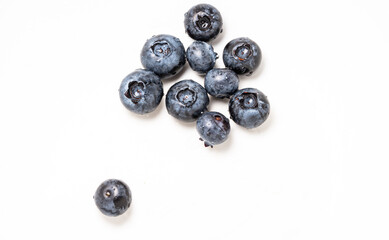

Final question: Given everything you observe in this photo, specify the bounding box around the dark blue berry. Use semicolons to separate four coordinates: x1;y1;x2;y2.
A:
184;4;223;42
229;88;270;129
223;38;261;76
141;34;186;78
196;111;230;148
165;80;209;122
94;179;132;217
204;68;239;98
186;41;218;74
119;69;163;114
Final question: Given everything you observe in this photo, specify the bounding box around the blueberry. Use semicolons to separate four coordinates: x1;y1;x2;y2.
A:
196;111;230;148
184;4;223;42
204;68;239;98
94;179;132;217
229;88;270;129
141;34;186;78
119;69;163;115
223;38;261;76
166;80;209;122
186;41;218;74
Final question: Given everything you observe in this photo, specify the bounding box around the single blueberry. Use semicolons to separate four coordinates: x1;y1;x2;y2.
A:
204;68;239;98
196;111;230;148
165;80;209;122
229;88;270;129
184;4;223;42
223;38;261;76
119;69;163;115
186;41;218;74
94;179;132;217
141;34;186;78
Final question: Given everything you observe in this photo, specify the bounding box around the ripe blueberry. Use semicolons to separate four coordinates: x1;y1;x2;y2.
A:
229;88;270;129
186;41;218;74
141;34;186;78
204;68;239;98
184;4;223;42
223;38;261;76
119;69;163;115
94;179;132;217
196;111;230;148
166;80;209;122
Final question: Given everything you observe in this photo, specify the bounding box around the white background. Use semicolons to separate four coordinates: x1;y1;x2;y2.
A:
1;0;389;239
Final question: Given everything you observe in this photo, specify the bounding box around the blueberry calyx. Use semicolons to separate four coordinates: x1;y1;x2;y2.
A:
113;196;127;209
125;81;145;104
102;188;127;209
151;41;171;58
213;114;230;132
233;43;252;61
176;87;197;107
194;12;212;31
238;92;258;109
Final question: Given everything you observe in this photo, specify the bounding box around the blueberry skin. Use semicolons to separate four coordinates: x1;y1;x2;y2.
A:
184;4;223;42
141;34;186;78
223;38;261;76
229;88;270;129
186;41;218;74
119;69;163;115
166;80;209;122
94;179;132;217
196;111;230;147
204;68;239;98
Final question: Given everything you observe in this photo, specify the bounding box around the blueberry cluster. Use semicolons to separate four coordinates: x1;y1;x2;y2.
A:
119;3;270;148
